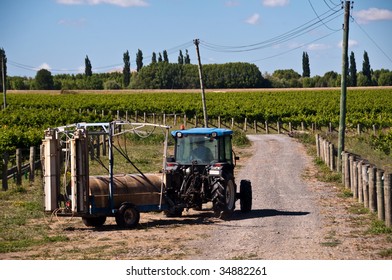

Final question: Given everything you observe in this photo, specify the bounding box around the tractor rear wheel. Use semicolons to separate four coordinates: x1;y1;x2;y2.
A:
115;204;140;228
212;178;236;218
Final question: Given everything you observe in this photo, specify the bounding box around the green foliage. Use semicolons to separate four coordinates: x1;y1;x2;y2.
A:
85;55;92;77
349;51;357;86
302;52;310;78
35;69;54;90
136;49;143;72
123;50;131;88
362;50;372;85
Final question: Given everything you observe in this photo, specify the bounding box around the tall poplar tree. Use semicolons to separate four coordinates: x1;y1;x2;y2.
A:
362;50;372;85
163;50;169;63
349;51;357;86
136;49;143;72
0;48;6;93
123;50;131;88
184;49;191;64
151;52;157;64
302;52;310;78
85;55;92;76
178;50;184;64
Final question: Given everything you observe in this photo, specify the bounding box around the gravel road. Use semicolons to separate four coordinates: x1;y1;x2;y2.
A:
188;134;326;259
187;134;387;260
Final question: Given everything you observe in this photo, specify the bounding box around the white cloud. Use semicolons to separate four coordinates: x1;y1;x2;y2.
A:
353;8;392;24
57;0;149;7
338;39;358;48
262;0;289;7
58;18;87;27
225;1;240;7
307;43;330;51
37;63;51;71
245;13;260;25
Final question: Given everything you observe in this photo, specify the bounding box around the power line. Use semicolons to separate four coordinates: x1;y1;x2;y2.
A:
352;17;392;66
8;41;195;74
199;8;343;53
309;0;341;31
250;30;340;63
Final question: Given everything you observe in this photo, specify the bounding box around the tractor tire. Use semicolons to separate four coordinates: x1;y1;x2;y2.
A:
212;178;236;218
240;179;252;213
82;216;106;227
115;204;140;228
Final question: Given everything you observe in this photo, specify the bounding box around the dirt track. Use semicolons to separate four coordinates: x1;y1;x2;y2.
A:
187;134;390;260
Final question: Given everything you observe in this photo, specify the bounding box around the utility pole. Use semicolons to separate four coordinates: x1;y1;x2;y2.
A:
194;39;208;128
337;1;351;171
1;54;6;110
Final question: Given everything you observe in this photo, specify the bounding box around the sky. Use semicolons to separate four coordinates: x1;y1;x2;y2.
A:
1;0;392;78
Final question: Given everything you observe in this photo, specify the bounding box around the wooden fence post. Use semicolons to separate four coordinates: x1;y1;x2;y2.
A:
254;120;257;134
349;155;354;193
362;164;369;208
2;152;8;191
369;166;377;213
29;146;36;182
16;148;22;186
316;134;320;157
329;143;335;171
353;160;358;199
244;118;247;131
376;169;385;221
343;152;350;188
277;122;281;134
265;121;269;134
357;161;363;203
384;173;392;227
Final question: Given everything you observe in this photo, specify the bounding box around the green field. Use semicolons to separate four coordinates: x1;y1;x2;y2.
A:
1;88;392;154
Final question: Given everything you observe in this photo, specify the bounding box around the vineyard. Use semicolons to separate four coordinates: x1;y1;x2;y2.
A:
1;88;392;154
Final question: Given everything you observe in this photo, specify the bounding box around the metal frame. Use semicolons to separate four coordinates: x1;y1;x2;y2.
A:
43;121;171;216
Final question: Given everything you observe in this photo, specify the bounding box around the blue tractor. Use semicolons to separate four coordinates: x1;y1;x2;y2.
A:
164;127;252;218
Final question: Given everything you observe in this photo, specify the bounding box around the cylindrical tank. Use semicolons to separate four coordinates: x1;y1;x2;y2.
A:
89;173;164;209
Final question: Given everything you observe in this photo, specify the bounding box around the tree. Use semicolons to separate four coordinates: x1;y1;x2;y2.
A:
151;52;157;64
35;69;54;90
123;50;131;88
302;52;310;78
178;50;184;64
349;51;357;86
136;49;143;72
163;50;169;63
184;49;191;64
362;50;372;86
158;53;163;63
85;55;92;77
0;48;6;93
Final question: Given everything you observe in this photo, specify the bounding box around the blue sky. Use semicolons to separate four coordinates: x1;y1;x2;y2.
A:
1;0;392;78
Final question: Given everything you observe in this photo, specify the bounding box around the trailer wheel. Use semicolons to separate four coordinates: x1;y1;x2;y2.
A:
82;216;106;227
115;204;140;228
240;179;252;213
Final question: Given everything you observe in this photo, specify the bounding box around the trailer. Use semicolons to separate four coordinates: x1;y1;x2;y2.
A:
42;121;171;228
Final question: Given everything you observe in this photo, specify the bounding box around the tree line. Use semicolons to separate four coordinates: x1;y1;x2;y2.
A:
1;48;392;91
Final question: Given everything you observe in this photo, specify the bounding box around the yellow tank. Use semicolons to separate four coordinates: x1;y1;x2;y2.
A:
89;173;164;209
